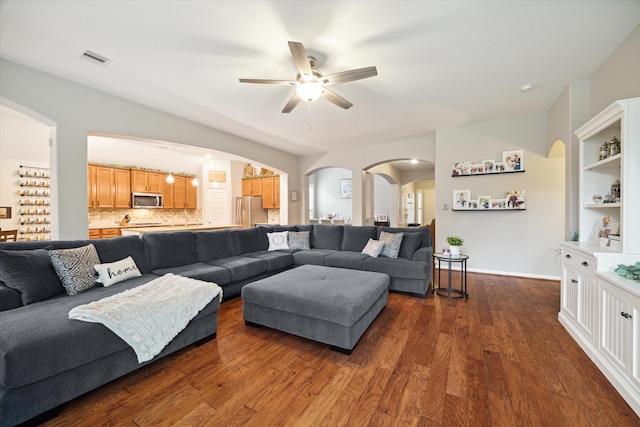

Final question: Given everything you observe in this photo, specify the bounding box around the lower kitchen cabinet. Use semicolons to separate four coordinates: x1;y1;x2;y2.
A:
559;242;640;417
88;228;121;239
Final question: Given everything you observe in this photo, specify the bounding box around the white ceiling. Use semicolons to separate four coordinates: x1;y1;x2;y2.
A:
1;1;639;157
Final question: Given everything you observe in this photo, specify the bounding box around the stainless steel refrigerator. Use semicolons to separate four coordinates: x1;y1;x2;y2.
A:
235;196;268;228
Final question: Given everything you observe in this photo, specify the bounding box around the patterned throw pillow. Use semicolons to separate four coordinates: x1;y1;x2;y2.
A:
267;231;290;251
361;239;384;258
49;244;101;295
288;231;310;251
94;256;141;287
379;231;404;258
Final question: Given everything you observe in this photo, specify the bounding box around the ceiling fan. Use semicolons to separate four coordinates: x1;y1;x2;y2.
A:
239;41;377;113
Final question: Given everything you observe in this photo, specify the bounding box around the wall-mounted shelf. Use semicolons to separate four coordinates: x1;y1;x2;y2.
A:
17;165;51;241
452;169;526;178
453;207;526;212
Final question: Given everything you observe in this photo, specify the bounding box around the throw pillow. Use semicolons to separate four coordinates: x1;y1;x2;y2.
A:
379;231;404;258
0;249;65;305
361;239;384;258
94;256;142;287
288;231;310;251
267;231;290;251
399;232;423;259
49;244;101;295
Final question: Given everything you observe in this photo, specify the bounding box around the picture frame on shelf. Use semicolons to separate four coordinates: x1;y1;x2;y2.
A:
491;199;507;209
468;199;479;209
478;196;491;209
0;207;12;218
483;160;495;173
470;163;485;174
506;190;526;209
376;214;388;222
494;161;506;172
503;150;524;171
453;190;471;209
452;162;471;176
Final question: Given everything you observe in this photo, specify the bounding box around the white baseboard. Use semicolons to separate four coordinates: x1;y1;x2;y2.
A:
434;265;560;281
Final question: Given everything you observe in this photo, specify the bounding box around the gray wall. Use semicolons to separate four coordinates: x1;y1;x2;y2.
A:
0;59;300;238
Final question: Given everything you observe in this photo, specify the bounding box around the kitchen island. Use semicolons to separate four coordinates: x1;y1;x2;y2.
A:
120;224;242;236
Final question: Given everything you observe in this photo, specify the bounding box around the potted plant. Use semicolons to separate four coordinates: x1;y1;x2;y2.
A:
446;235;464;256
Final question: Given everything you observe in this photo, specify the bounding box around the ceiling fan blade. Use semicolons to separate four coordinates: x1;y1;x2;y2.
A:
239;78;295;85
321;66;378;85
282;93;301;113
321;88;353;110
288;41;313;76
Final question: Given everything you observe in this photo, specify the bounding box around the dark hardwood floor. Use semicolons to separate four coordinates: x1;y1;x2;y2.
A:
41;272;639;426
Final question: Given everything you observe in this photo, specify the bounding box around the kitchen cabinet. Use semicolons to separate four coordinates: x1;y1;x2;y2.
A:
560;246;598;344
262;175;280;209
131;170;163;193
167;175;197;209
88;228;122;239
88;165;130;209
161;174;174;208
242;178;263;196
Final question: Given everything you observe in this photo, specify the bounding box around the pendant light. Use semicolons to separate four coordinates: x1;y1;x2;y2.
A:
191;151;199;187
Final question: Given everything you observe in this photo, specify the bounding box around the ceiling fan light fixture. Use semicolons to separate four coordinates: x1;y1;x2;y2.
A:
296;81;324;102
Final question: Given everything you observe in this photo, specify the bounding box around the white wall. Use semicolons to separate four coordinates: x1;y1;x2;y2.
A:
436;114;564;279
0;106;50;232
373;174;390;218
314;167;352;219
0;59;299;238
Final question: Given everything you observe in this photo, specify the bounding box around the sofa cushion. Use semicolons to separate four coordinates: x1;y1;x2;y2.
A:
152;263;232;285
379;226;431;248
0;249;65;305
399;232;423;259
341;226;378;252
242;251;294;272
0;272;220;390
311;225;343;250
267;231;289;251
363;256;429;280
143;231;199;270
288;231;310;251
379;231;403;258
361;239;384;258
0;284;22;311
195;229;236;261
207;256;268;281
91;235;150;274
49;244;101;295
292;249;336;266
231;227;268;255
324;251;370;270
273;225;298;232
94;256;142;287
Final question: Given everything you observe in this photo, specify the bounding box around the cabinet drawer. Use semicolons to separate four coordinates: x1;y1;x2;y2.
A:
100;228;121;238
562;248;596;272
88;229;101;239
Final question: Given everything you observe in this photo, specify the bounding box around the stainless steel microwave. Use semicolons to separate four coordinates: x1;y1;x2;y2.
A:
132;192;163;208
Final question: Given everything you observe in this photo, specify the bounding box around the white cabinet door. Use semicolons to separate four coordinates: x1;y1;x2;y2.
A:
600;282;632;374
561;248;598;344
631;297;640;391
562;263;579;321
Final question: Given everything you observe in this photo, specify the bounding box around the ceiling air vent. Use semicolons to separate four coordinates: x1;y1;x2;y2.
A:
80;50;111;66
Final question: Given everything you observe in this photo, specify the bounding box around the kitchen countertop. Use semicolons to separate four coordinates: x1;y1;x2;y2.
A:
120;224;242;235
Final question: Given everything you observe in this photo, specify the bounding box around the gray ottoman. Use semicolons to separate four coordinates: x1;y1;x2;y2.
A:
241;265;390;354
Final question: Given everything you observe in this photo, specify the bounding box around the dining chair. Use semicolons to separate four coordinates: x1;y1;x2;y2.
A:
0;229;18;242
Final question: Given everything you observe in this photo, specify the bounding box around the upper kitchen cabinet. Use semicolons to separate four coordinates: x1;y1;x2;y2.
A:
88;165;130;209
161;174;174;209
242;178;263;196
169;174;197;209
262;175;280;209
131;170;163;193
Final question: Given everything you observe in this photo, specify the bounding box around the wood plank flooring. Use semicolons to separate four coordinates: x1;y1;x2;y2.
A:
42;272;639;426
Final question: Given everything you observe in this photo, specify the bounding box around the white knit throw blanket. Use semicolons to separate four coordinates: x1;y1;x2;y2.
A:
69;273;222;363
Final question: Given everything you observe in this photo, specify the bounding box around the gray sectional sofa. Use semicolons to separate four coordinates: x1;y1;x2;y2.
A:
0;224;432;426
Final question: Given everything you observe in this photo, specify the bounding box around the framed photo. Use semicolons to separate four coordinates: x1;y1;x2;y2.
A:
494;161;506;172
377;214;388;222
453;190;471;209
452;162;471;176
468;199;479;209
483;160;495;173
0;207;11;218
503;150;524;171
506;190;526;209
470;163;485;174
478;196;491;209
491;199;506;209
340;179;352;199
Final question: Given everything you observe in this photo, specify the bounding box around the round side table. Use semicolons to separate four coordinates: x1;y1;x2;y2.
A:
433;252;468;299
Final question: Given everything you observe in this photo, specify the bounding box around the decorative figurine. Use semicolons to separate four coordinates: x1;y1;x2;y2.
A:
611;179;621;202
599;141;609;160
608;136;620;157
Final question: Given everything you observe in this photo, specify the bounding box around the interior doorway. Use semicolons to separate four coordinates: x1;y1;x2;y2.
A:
206;188;230;226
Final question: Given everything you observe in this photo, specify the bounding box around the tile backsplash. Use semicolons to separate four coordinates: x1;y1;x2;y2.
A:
89;208;203;227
